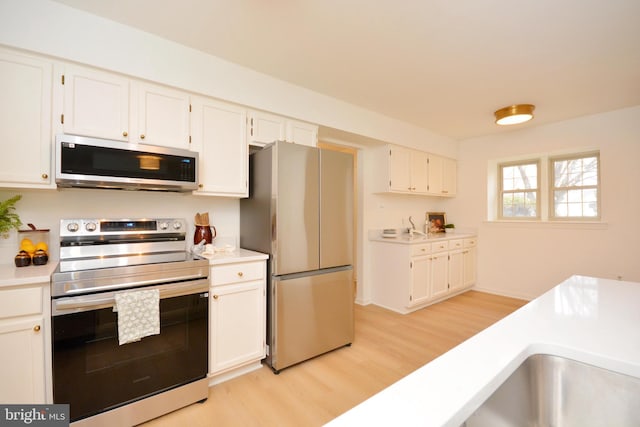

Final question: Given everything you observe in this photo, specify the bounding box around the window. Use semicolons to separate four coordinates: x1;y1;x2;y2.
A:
550;152;600;219
499;160;540;219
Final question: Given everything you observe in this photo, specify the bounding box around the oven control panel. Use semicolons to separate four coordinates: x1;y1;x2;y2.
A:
60;218;187;237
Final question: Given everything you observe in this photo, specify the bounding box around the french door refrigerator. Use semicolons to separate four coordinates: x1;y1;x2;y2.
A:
240;141;354;373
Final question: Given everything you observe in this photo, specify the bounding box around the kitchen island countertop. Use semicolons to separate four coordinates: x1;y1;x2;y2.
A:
326;275;640;426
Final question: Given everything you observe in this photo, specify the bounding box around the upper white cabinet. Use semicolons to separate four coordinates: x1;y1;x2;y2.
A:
374;144;456;197
386;145;428;193
60;65;191;149
62;64;130;141
0;48;54;188
191;96;248;197
248;110;317;147
247;110;285;145
133;82;190;149
285;118;318;147
427;154;457;196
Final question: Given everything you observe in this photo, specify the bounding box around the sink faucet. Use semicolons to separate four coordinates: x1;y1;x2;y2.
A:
408;216;427;238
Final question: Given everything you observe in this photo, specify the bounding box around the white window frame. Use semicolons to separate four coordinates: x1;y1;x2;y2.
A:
549;151;601;221
498;159;541;220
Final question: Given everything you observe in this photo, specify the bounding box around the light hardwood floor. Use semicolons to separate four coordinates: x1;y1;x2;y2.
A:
143;290;527;427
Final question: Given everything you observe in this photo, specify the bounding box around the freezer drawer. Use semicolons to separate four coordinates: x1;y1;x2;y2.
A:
270;267;353;372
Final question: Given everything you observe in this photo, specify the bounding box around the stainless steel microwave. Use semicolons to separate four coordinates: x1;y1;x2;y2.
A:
55;134;199;192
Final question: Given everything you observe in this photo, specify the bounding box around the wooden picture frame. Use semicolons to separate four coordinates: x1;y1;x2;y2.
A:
426;212;446;233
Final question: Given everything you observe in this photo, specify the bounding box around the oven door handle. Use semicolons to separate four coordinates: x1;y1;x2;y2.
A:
52;278;209;316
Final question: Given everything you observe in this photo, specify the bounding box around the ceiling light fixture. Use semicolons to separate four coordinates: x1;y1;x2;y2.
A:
494;104;535;126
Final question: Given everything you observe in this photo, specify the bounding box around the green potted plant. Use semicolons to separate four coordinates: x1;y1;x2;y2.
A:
0;195;22;238
444;223;455;233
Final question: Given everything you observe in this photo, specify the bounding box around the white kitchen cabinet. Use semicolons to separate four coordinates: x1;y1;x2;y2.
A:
430;246;450;301
371;235;477;314
375;145;453;196
285;118;318;147
61;64;130;141
209;260;266;384
191;96;248;197
248;110;318;147
133;81;191;149
0;284;48;403
386;145;428;193
463;238;478;288
427;154;457;196
408;244;431;308
0;48;53;188
60;65;191;149
442;156;457;196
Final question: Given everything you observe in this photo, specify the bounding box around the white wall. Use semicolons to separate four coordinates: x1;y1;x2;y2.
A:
449;106;640;300
0;188;238;261
0;0;455;156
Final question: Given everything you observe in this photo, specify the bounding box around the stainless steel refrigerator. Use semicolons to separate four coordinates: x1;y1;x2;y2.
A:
240;141;354;373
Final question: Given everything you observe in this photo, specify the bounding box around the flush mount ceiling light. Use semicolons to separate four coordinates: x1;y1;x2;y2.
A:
494;104;535;126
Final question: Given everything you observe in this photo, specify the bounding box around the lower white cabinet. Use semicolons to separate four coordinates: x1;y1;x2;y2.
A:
371;236;477;314
0;284;48;403
209;259;266;384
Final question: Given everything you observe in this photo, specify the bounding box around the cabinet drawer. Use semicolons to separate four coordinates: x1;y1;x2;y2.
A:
431;240;449;253
212;261;264;285
0;286;43;320
464;238;477;248
449;239;464;250
411;244;431;256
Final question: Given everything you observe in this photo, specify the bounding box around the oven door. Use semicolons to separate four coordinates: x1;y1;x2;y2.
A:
52;279;209;422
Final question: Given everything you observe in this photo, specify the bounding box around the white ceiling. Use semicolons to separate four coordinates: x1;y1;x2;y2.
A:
52;0;640;140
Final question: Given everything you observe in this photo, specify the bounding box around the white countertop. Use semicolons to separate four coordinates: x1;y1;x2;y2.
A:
369;231;476;244
0;261;58;288
197;248;268;265
326;275;640;427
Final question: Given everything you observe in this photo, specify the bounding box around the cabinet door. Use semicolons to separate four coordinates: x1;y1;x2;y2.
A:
0;50;52;187
430;252;449;300
463;246;477;288
62;64;129;141
191;96;247;196
0;317;45;403
134;82;190;149
248;110;285;146
442;157;457;196
448;249;465;292
209;281;265;374
388;145;412;192
409;256;430;307
285;119;318;147
411;150;429;193
427;154;444;195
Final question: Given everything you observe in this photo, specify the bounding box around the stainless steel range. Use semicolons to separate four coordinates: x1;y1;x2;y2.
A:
51;218;209;426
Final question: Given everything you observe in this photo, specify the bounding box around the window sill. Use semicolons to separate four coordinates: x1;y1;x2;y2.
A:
484;220;608;230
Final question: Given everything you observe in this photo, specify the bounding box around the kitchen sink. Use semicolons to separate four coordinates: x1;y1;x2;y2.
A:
461;354;640;427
